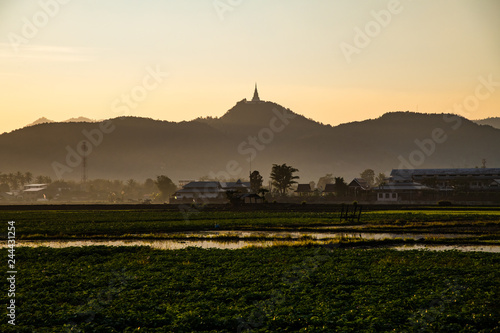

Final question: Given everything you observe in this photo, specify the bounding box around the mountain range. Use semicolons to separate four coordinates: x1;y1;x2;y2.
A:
26;117;97;127
473;117;500;129
1;99;499;183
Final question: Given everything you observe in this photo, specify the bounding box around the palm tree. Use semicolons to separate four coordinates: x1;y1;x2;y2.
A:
270;163;299;196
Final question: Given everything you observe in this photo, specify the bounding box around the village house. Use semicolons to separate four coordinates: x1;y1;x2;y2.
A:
373;168;500;202
295;184;313;196
348;178;370;197
173;180;251;203
22;183;49;201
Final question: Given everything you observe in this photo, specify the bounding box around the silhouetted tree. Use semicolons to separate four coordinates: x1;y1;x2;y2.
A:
126;179;137;188
144;178;156;192
334;177;348;197
0;173;7;185
24;172;33;184
270;163;299;195
360;169;375;186
250;170;263;193
374;173;387;186
0;183;9;192
317;174;334;191
8;173;18;190
155;175;177;201
225;190;243;206
15;171;26;188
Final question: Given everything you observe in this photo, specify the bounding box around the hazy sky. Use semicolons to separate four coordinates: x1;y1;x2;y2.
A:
1;0;499;134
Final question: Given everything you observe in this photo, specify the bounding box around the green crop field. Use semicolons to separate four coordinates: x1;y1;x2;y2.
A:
2;207;500;331
1;246;499;332
1;208;500;240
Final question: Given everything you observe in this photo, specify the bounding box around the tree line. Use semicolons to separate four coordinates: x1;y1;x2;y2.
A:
0;171;52;192
1;166;387;201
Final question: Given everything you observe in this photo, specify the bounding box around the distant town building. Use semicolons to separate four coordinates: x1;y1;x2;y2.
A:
323;183;336;195
374;182;432;202
391;168;500;190
348;178;370;197
178;180;195;188
373;168;500;202
173;180;251;203
173;181;224;201
23;183;48;201
295;184;313;196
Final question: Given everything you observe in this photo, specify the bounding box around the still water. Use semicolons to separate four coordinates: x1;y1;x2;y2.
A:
183;230;475;240
7;238;500;252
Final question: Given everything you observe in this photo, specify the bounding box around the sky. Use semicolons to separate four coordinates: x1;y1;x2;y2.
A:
0;0;499;134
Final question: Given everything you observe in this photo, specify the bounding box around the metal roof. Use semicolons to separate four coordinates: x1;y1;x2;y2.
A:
221;180;250;188
23;188;46;192
348;178;370;190
295;184;312;192
391;168;500;179
373;182;432;191
323;184;336;192
182;181;221;189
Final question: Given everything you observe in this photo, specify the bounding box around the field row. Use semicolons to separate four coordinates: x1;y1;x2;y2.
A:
0;246;498;332
2;209;500;239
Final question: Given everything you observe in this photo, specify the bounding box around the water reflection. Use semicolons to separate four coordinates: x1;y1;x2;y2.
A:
6;239;500;253
394;244;500;253
180;230;474;240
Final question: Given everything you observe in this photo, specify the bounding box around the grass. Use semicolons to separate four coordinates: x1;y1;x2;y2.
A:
2;208;499;331
1;208;499;240
1;246;498;332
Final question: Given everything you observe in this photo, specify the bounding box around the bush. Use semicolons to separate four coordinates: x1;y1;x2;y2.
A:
301;201;307;205
438;200;452;206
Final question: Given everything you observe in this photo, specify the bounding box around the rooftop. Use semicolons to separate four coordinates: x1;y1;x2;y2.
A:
391;168;500;179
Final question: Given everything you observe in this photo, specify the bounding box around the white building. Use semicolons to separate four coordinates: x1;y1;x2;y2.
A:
23;184;48;200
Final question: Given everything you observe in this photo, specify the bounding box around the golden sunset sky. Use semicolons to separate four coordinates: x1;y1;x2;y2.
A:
1;0;499;134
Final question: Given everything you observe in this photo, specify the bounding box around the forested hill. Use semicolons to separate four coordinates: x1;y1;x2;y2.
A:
1;102;499;182
474;117;500;129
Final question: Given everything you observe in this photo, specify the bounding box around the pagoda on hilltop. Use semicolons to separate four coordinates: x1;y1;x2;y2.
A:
252;83;261;102
246;83;264;104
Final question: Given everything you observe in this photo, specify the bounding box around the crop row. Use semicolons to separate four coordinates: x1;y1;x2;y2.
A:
1;209;500;239
0;246;498;332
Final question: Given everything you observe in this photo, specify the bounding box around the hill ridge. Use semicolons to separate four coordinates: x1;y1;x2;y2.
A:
2;105;499;182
